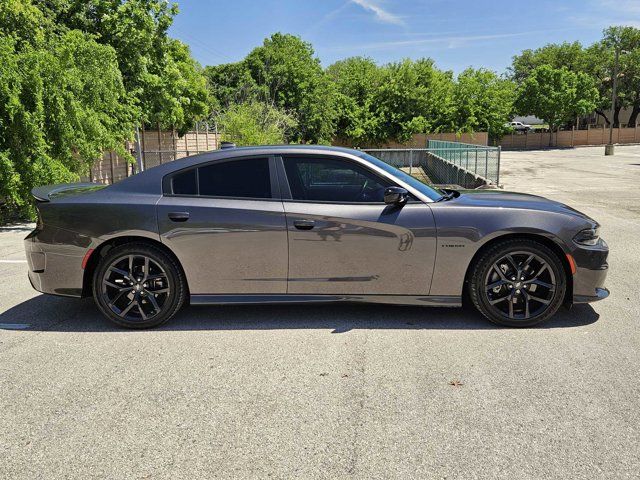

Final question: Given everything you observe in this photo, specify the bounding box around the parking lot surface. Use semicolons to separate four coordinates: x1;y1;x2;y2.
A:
1;145;639;479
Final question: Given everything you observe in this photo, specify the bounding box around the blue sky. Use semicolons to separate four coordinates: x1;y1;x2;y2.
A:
169;0;640;74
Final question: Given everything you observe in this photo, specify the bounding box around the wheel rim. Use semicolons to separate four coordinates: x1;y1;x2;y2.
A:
101;254;170;323
484;250;556;321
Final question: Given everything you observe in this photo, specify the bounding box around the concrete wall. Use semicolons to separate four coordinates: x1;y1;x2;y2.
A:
422;153;490;189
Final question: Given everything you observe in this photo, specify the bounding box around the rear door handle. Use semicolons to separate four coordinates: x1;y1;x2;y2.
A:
293;219;315;230
168;211;190;222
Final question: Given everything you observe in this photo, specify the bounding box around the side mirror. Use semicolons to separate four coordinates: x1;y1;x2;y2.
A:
384;186;409;205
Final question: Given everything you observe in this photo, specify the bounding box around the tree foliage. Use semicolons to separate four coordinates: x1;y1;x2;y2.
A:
0;0;208;221
515;65;599;131
452;68;516;138
601;26;640;126
511;42;586;82
0;23;137;219
204;62;260;112
326;58;515;144
327;57;383;145
219;101;297;146
244;33;336;144
372;59;456;143
32;0;209;132
203;33;520;147
511;27;640;127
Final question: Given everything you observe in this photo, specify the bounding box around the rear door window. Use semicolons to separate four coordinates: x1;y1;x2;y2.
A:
170;157;271;199
198;158;271;198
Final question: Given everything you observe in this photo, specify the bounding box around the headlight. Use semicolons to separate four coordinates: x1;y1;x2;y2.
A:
573;227;600;246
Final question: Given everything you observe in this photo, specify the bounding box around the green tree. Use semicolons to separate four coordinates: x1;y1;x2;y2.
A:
326;57;383;145
203;61;260;112
244;33;336;143
33;0;209;132
511;30;640;128
452;68;515;139
372;58;455;143
217;101;297;146
139;37;209;134
0;0;138;220
511;42;586;83
601;26;640;127
515;65;599;137
511;41;598;127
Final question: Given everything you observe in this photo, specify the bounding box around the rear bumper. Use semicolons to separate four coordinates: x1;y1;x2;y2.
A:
24;228;87;298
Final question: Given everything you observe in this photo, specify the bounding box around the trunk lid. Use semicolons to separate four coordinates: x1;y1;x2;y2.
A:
31;183;107;202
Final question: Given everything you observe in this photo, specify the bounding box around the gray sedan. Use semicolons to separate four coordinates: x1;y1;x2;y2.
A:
24;145;609;328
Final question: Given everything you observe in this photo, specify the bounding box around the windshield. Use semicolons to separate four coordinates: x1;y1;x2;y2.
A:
357;152;444;201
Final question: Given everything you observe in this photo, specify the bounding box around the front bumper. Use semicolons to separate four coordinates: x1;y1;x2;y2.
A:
571;239;609;304
24;227;88;298
574;287;609;303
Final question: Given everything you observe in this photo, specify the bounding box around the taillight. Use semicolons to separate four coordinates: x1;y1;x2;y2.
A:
35;207;44;231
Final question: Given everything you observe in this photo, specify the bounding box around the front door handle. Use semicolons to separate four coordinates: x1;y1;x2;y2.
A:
293;219;315;230
168;211;190;222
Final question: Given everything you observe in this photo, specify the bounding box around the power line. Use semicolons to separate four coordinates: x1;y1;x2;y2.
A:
171;27;237;64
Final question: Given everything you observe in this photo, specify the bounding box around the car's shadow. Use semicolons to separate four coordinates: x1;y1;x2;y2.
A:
0;295;600;333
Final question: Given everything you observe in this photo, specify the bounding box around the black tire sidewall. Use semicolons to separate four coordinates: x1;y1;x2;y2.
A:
470;240;566;327
92;244;186;329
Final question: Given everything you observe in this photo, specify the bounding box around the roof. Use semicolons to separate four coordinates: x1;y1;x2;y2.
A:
108;145;365;195
216;144;361;154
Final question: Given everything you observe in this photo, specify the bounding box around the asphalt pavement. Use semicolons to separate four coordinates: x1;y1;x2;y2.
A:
0;145;638;479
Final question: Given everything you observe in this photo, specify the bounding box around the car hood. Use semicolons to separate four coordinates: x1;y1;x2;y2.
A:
447;189;596;223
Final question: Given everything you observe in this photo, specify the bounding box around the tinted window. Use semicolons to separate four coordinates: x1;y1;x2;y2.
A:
357;153;443;201
172;169;197;195
198;158;271;198
284;157;390;203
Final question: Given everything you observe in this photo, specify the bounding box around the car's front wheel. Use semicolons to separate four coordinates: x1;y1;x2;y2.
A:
469;239;566;327
92;243;186;329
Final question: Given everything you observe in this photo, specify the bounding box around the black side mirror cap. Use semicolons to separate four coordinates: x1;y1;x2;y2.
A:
384;186;409;205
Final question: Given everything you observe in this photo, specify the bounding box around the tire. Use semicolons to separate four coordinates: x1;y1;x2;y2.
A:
92;243;187;329
469;239;566;327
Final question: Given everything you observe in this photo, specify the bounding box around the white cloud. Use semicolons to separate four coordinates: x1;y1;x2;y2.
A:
569;0;640;28
596;0;640;14
328;29;558;52
351;0;404;26
306;2;353;36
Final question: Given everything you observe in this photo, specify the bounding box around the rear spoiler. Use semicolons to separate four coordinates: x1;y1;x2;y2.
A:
31;183;105;202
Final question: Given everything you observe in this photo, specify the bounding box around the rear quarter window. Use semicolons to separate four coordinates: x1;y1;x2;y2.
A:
172;169;197;195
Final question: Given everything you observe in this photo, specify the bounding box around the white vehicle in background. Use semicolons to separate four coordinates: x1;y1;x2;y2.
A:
506;121;533;133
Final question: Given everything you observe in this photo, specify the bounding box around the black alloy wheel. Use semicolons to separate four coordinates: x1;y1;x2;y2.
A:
470;239;566;327
93;243;186;328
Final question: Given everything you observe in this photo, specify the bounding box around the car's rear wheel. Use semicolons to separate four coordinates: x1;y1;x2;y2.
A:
92;243;186;329
469;239;566;327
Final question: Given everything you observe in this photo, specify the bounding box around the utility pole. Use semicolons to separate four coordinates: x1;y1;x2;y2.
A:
605;49;619;156
135;126;145;172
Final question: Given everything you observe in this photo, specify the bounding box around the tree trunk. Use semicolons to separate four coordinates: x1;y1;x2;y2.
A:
628;101;640;128
595;109;610;126
613;104;622;128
